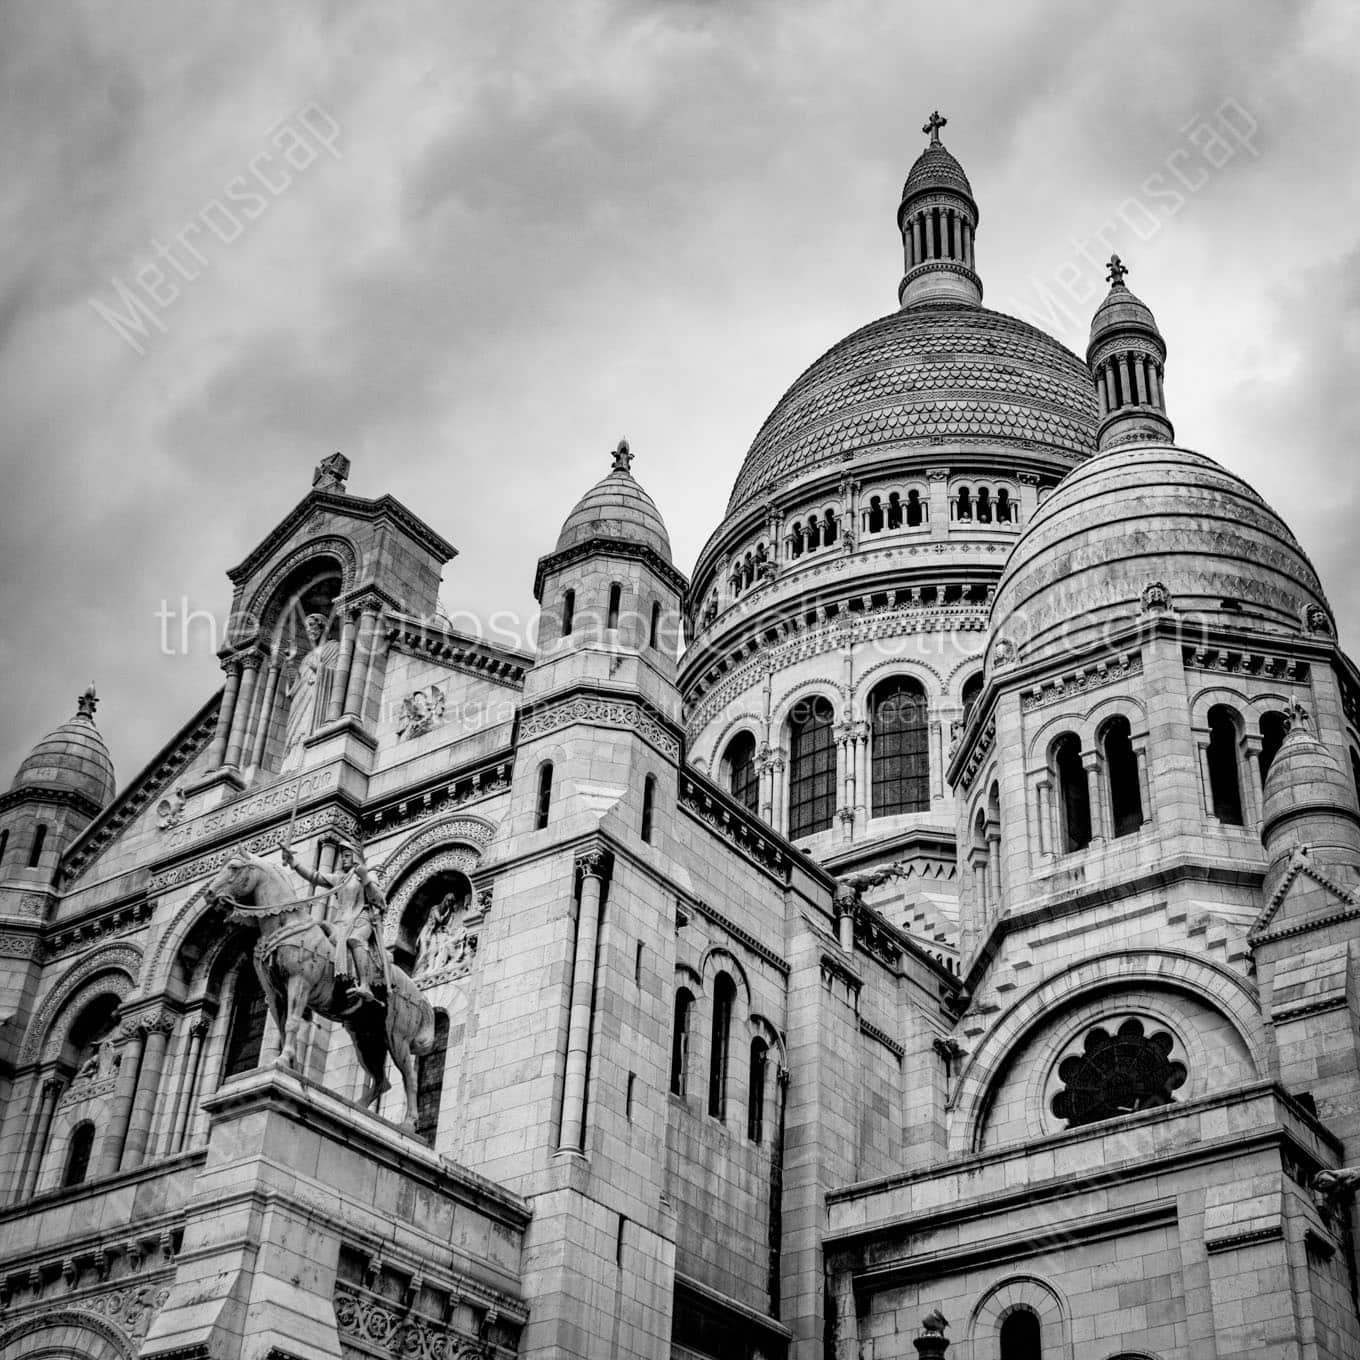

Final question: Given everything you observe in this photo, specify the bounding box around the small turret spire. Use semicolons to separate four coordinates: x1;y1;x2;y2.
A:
1086;255;1173;450
897;112;981;309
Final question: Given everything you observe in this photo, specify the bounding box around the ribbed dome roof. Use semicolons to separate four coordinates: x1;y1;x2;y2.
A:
988;444;1332;669
725;304;1099;515
556;442;672;563
902;142;974;203
12;688;115;810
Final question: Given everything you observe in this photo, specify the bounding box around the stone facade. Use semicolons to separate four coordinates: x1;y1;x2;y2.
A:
2;118;1360;1360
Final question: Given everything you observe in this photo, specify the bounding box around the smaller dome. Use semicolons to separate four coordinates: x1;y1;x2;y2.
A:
1087;259;1163;361
12;687;115;810
1261;705;1360;872
902;142;974;203
555;440;672;563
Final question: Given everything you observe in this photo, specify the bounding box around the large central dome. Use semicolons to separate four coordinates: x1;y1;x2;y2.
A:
725;302;1099;515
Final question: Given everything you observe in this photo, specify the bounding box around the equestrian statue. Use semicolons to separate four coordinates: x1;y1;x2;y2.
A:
203;839;436;1129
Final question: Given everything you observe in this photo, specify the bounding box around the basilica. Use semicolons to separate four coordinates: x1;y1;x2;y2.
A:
2;115;1359;1360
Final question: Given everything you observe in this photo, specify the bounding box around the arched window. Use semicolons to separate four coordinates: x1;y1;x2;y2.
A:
823;509;838;544
1259;710;1288;782
887;492;903;530
1053;733;1091;852
961;671;983;724
906;489;924;526
748;1037;768;1143
649;601;661;649
63;1121;96;1188
1000;1308;1042;1360
866;497;884;534
976;486;992;523
607;583;622;632
1207;706;1244;825
708;974;735;1119
790;522;804;558
725;732;760;814
670;988;693;1097
1101;716;1143;836
996;488;1013;523
641;775;656;843
561;589;575;637
956;486;972;520
806;518;820;551
28;822;47;867
222;957;268;1081
788;696;836;838
870;677;930;817
535;761;553;830
414;1011;450;1146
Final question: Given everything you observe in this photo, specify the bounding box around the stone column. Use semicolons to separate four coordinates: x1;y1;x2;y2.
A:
1242;734;1265;827
206;660;242;768
926;468;950;538
559;850;607;1152
17;1077;62;1200
835;724;852;821
98;1025;147;1177
1134;353;1149;405
342;606;377;717
326;610;359;725
771;753;788;835
912;215;924;265
758;748;775;823
355;619;388;727
1150;363;1163;408
986;828;1003;911
1121;355;1136;410
963;219;974;269
1081;750;1106;845
1036;778;1053;859
224;654;261;769
1096;367;1108;415
930;718;945;802
1104;363;1118;410
854;724;869;827
189;1001;230;1149
248;660;283;770
121;1016;172;1170
168;1018;209;1155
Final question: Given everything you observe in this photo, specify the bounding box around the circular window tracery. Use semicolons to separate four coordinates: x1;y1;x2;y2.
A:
1050;1016;1186;1127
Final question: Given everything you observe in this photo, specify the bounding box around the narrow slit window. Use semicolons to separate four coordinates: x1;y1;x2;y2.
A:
649;601;661;648
28;823;47;867
535;761;553;830
748;1037;768;1143
607;583;621;631
670;989;694;1096
641;774;656;843
561;589;575;637
708;974;735;1119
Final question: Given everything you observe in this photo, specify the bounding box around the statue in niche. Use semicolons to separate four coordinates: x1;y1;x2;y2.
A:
414;891;473;978
279;612;340;773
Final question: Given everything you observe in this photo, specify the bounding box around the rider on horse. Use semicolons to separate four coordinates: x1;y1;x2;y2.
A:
280;836;390;1005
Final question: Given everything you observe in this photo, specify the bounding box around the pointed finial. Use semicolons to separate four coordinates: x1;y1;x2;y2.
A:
922;110;947;146
76;685;99;720
1287;698;1313;736
611;438;633;475
1106;254;1129;287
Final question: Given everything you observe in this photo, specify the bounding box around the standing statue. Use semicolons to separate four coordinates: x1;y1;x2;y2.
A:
204;851;435;1127
280;838;389;1006
279;612;339;773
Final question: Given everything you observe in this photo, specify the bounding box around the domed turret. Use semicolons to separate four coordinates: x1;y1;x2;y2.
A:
988;444;1333;671
552;439;672;564
12;686;115;811
1086;255;1173;450
897;111;982;308
1260;701;1360;899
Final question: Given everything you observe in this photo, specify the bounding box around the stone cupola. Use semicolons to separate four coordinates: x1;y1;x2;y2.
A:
1086;255;1173;450
897;111;982;308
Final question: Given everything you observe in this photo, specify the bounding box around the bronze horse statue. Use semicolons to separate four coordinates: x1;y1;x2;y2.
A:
204;852;436;1128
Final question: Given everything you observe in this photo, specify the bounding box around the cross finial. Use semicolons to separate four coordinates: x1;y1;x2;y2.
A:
922;110;947;146
312;451;351;493
611;437;633;475
1106;254;1129;287
76;685;99;720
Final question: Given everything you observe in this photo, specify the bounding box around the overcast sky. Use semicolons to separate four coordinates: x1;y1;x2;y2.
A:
2;0;1358;788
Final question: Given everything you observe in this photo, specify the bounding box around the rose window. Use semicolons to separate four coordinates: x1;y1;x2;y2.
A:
1050;1017;1186;1127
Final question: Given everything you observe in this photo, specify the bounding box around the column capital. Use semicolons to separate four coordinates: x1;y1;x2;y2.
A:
574;846;610;879
926;466;950;481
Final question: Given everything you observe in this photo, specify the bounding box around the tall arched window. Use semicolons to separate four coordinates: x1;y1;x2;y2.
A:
222;958;268;1081
976;487;992;523
641;775;656;843
961;671;983;724
63;1121;96;1188
670;988;694;1097
561;589;575;637
1207;705;1244;825
535;761;553;830
1101;716;1143;837
866;497;884;534
414;1011;450;1146
748;1037;768;1143
708;974;736;1119
887;493;903;530
788;696;836;838
1053;733;1091;852
607;583;622;631
1000;1308;1042;1360
870;677;929;817
649;601;661;649
28;823;47;867
725;732;759;814
996;488;1012;523
1259;710;1288;782
906;489;924;526
956;486;972;520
